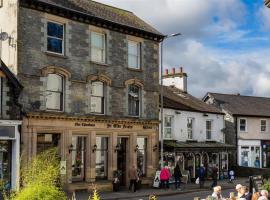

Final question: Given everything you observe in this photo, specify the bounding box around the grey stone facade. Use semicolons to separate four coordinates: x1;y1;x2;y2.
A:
17;7;160;119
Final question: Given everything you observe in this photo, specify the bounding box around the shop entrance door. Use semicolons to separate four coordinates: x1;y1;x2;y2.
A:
0;141;11;188
117;138;127;186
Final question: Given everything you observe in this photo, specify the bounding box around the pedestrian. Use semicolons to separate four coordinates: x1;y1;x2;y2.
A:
254;157;260;168
241;186;252;200
239;186;247;200
129;165;139;192
212;186;223;200
160;166;171;189
198;164;206;188
258;190;268;200
174;164;182;190
211;164;218;188
235;184;243;199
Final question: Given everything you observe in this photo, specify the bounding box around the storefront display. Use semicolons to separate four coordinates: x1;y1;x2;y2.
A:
0;141;11;189
240;146;260;168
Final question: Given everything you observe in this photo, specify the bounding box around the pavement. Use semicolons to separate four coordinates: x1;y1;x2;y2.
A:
72;178;248;200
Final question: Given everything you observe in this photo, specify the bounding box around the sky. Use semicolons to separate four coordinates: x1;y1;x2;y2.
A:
96;0;270;97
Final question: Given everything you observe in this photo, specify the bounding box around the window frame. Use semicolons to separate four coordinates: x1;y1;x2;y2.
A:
164;115;173;139
261;119;267;133
239;118;247;132
206;120;213;140
187;118;194;140
90;32;106;63
128;40;141;69
46;21;65;55
45;73;64;111
128;84;141;117
95;136;108;180
90;81;105;115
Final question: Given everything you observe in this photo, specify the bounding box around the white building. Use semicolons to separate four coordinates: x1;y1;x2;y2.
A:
161;68;234;179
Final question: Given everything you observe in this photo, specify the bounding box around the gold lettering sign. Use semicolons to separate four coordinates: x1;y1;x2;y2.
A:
75;122;95;127
107;123;133;129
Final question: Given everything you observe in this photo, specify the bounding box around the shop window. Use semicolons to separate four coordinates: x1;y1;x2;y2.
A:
164;115;173;139
46;74;64;111
95;137;108;180
71;136;86;181
206;120;212;140
187;118;194;139
91;32;106;63
128;40;141;69
47;21;64;54
0;141;11;188
137;138;147;177
240;146;260;167
90;81;105;114
128;84;140;116
239;119;247;132
37;133;60;154
261;119;267;132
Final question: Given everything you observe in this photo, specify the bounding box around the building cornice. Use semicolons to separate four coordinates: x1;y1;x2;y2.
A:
19;0;165;42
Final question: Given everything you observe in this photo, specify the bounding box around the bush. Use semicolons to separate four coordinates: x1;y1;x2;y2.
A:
263;179;270;192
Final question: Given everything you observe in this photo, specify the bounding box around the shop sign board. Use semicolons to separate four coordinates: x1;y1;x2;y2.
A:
153;171;161;188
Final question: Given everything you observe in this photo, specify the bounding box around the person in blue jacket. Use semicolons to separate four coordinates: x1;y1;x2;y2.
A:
198;164;206;188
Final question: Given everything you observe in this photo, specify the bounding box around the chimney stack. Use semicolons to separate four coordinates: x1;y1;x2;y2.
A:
165;69;168;75
172;68;175;74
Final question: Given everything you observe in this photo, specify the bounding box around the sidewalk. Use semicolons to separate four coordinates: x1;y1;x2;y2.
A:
74;178;248;200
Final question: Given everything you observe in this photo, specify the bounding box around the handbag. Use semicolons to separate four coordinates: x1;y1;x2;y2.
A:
195;177;200;184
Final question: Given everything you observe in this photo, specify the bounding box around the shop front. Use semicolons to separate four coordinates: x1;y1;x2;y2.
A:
261;140;270;168
163;140;234;181
238;140;261;168
0;120;21;191
22;113;158;191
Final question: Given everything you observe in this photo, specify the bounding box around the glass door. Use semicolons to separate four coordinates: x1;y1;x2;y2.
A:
117;138;127;186
71;136;86;182
0;141;11;189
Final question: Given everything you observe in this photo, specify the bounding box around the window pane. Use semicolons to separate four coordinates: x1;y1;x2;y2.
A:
128;85;140;116
91;33;104;48
137;138;146;149
46;92;61;110
91;48;104;62
90;96;103;113
47;74;63;91
47;22;63;38
137;138;146;176
72;136;86;180
91;82;104;97
47;38;63;54
96;137;108;179
128;55;138;69
128;41;138;55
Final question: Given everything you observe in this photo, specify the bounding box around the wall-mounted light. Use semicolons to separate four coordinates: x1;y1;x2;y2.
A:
92;144;97;153
153;144;158;152
68;144;74;154
134;145;139;152
115;144;121;152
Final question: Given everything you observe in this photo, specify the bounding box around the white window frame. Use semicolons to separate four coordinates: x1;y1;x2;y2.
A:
128;40;141;69
90;81;105;114
46;21;65;55
206;120;212;140
45;73;64;111
164;115;173;139
128;84;141;117
90;32;106;63
261;119;267;133
187;118;194;140
239;118;247;132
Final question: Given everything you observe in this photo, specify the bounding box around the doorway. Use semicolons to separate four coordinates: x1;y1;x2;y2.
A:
0;140;11;188
117;138;128;186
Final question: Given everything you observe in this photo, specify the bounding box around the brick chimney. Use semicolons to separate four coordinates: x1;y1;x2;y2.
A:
163;67;188;92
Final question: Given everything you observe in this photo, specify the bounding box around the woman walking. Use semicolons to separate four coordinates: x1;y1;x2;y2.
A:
174;164;182;190
160;166;171;189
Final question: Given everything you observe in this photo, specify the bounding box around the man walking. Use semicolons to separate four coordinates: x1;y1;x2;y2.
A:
211;164;218;188
198;164;206;188
129;165;139;192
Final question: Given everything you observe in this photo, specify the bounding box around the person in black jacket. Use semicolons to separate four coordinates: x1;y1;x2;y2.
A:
174;164;182;190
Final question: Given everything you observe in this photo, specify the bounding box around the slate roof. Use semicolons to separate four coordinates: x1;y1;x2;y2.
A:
207;93;270;117
22;0;163;37
0;60;23;89
164;140;236;151
163;86;223;114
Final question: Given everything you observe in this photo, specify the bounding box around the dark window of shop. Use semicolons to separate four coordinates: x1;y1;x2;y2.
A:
137;138;147;177
0;141;12;188
71;136;86;182
95;137;108;180
46;74;64;111
90;81;105;114
37;133;60;154
128;84;140;117
47;21;64;54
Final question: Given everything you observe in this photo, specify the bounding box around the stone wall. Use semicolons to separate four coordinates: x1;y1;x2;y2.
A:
17;8;160;119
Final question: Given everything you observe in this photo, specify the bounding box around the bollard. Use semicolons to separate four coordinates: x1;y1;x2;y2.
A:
194;197;200;200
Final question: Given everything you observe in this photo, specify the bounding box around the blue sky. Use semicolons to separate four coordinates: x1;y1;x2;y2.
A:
96;0;270;97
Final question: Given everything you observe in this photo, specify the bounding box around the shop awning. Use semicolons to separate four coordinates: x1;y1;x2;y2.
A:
164;140;236;152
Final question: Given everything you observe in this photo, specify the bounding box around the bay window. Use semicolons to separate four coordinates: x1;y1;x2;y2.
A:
128;84;140;116
95;137;108;180
128;40;141;69
47;21;64;54
91;32;106;63
46;74;64;111
90;81;104;114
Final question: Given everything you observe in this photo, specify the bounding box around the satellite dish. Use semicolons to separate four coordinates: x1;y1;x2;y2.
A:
0;32;9;41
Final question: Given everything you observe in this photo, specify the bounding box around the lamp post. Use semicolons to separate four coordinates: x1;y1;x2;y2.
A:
160;33;181;168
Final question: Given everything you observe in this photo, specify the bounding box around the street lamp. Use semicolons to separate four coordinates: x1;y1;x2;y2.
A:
160;32;182;168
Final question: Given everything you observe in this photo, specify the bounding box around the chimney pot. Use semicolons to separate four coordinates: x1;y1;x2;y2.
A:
165;69;168;75
180;67;183;73
172;68;175;74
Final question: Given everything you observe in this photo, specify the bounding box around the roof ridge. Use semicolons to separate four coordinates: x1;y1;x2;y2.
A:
209;92;270;99
92;0;133;14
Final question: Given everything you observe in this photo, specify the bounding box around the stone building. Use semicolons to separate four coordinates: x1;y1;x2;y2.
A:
161;68;234;181
0;60;22;190
0;0;164;191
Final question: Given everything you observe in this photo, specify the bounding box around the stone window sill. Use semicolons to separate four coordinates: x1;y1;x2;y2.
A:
90;60;109;67
45;51;68;59
127;67;143;72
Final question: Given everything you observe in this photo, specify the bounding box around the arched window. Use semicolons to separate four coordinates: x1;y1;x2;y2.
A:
46;74;64;111
128;84;140;116
90;81;105;114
